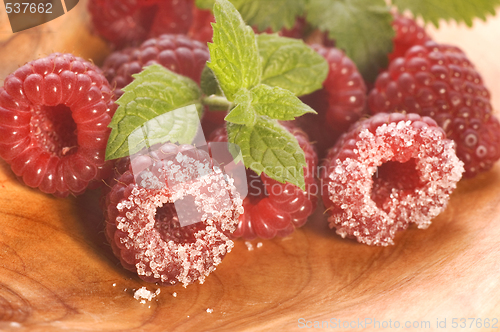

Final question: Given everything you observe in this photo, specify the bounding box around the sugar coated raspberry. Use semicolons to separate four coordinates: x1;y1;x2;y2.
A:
321;113;464;246
88;0;194;48
389;14;431;62
103;143;243;286
0;53;116;197
209;123;318;239
102;34;209;98
297;44;367;157
369;41;500;177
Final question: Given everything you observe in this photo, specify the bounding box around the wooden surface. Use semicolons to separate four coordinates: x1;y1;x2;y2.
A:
1;3;500;331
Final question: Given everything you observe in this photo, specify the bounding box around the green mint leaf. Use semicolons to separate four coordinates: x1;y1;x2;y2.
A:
208;0;261;101
224;103;257;125
106;64;202;160
257;34;328;96
251;84;316;120
224;88;257;125
126;105;201;155
306;0;394;82
227;117;307;190
195;0;306;31
393;0;500;27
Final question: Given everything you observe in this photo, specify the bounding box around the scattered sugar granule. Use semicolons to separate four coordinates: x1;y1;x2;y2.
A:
244;241;254;251
112;283;116;287
206;308;213;313
172;292;177;297
256;242;263;248
134;287;161;304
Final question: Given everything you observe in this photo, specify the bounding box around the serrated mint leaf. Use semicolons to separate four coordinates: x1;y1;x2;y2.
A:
225;103;257;125
208;0;261;101
224;88;257;125
106;64;202;160
227;117;307;190
250;84;316;120
257;34;328;96
127;105;200;155
306;0;394;82
394;0;500;27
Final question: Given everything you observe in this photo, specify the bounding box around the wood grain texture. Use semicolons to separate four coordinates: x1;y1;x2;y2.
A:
1;4;500;332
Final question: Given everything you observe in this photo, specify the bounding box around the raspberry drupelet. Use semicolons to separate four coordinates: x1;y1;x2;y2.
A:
369;41;500;177
103;143;243;286
321;113;464;246
88;0;195;49
0;53;116;197
209;123;318;240
102;34;209;98
389;14;431;62
297;44;367;157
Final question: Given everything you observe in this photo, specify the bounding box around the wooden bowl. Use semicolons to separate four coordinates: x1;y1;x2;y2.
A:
1;2;500;331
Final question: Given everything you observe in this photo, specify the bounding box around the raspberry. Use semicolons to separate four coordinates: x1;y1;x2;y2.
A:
209;123;318;239
389;14;431;62
103;143;243;286
0;53;116;197
296;44;367;157
102;34;209;98
88;0;194;49
279;17;308;39
368;41;500;177
321;113;464;246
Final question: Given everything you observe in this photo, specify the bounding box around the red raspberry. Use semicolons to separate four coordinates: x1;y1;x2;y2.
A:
368;41;500;177
103;143;243;286
102;34;209;98
209;123;318;239
321;113;464;246
389;14;431;62
296;44;367;157
88;0;194;49
279;17;308;39
0;53;116;197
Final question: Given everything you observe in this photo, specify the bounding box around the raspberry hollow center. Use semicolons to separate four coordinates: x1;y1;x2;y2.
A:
154;200;202;244
31;104;78;157
371;158;422;210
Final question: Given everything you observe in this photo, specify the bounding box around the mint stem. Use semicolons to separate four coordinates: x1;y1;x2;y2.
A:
202;95;234;110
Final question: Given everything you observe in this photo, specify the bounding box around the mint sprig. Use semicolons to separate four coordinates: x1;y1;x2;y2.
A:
105;65;202;160
207;0;324;190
